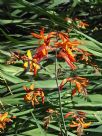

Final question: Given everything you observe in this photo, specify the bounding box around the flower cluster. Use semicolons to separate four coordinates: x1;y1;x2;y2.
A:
8;28;84;75
31;28;81;71
60;76;89;96
0;112;12;131
56;32;80;70
23;84;44;107
64;111;91;136
7;27;94;136
43;108;59;128
23;50;40;75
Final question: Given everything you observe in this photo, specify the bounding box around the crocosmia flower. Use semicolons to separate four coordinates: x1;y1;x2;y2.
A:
59;76;89;96
64;111;91;136
23;84;44;107
75;18;89;29
55;32;80;70
23;50;40;75
0;112;12;131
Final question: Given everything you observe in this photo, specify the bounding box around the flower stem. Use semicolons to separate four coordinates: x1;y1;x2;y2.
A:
55;50;68;136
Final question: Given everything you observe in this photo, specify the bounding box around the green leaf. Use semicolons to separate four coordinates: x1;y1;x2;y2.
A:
48;0;69;8
0;70;25;83
31;111;46;136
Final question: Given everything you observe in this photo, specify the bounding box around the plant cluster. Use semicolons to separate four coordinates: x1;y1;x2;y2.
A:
0;1;102;136
2;22;97;136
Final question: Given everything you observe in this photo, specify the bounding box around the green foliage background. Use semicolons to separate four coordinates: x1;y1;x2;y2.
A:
0;0;102;136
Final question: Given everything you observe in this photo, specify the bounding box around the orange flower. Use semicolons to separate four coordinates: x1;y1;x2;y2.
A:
69;120;91;128
23;84;44;107
44;109;59;128
78;21;89;29
23;50;40;75
55;32;80;48
46;109;55;114
75;18;89;29
0;112;12;131
31;28;45;39
7;51;27;64
33;44;52;62
55;32;80;70
31;29;80;72
58;50;77;70
64;111;91;136
64;112;74;119
59;76;88;96
31;28;56;64
69;118;91;136
80;50;92;64
59;77;73;90
31;28;56;46
46;108;58;115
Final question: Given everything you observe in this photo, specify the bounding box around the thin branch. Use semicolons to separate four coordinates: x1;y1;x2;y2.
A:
55;50;68;136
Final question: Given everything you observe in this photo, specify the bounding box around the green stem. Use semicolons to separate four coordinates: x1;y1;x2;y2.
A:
55;50;68;136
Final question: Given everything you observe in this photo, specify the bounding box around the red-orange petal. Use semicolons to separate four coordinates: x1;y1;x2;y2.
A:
59;77;72;90
72;89;77;96
31;33;42;39
40;27;44;36
58;51;77;70
64;112;74;118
